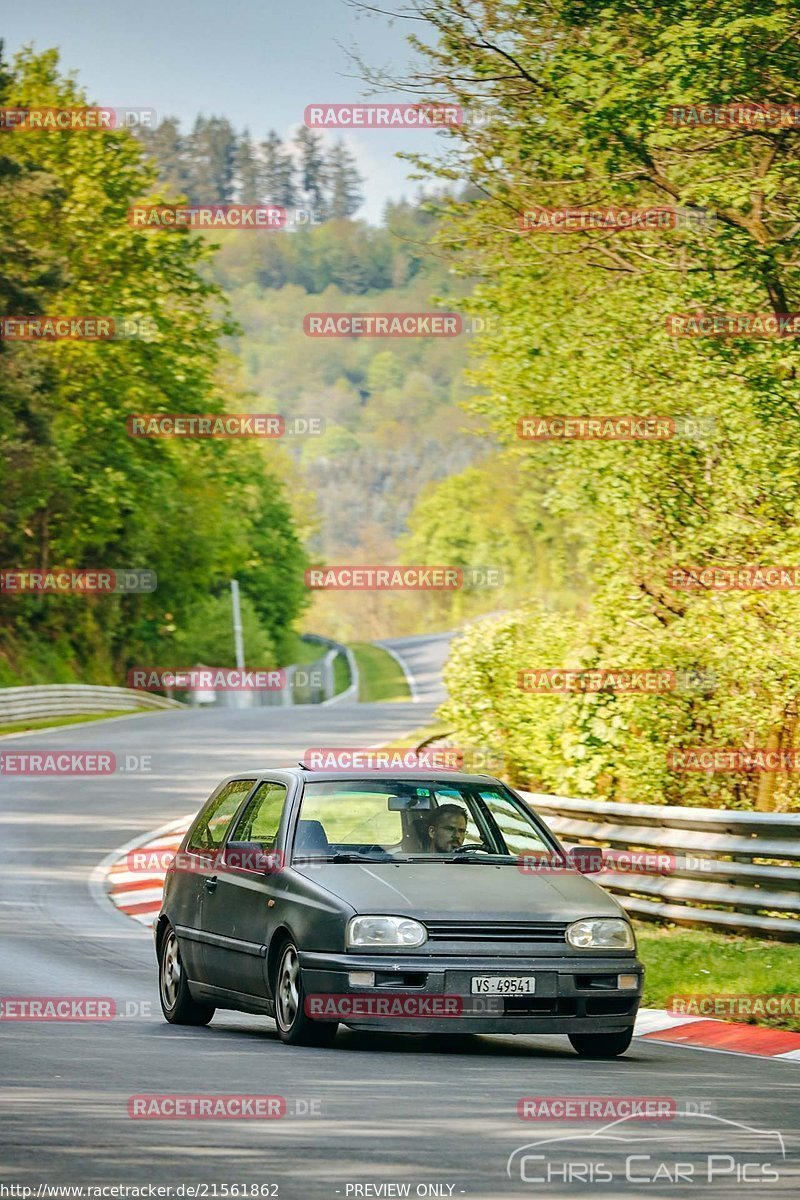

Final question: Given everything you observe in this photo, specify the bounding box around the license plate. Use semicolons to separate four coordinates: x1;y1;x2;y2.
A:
471;976;536;995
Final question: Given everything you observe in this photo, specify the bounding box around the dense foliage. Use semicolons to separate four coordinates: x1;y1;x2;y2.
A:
0;47;309;683
392;0;800;809
209;207;486;533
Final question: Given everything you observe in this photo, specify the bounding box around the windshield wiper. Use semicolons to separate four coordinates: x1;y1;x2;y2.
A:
326;851;400;863
446;848;508;863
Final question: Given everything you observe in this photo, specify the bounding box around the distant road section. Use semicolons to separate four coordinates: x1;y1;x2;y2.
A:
377;631;455;704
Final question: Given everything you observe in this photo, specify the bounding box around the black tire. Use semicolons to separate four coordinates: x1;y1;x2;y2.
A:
568;1028;634;1058
159;924;215;1026
274;940;338;1047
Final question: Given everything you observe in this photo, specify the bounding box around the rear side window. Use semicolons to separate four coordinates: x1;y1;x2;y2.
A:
187;779;254;852
232;781;288;847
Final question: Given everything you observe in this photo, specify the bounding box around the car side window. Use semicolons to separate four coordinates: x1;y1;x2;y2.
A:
232;781;288;847
478;790;552;854
187;779;255;852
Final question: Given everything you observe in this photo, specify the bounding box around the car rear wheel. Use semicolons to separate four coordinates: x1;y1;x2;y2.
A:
568;1028;634;1058
159;925;215;1026
274;941;338;1046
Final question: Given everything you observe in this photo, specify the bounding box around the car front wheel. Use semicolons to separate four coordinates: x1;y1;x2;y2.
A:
568;1028;634;1058
274;940;337;1047
159;924;215;1026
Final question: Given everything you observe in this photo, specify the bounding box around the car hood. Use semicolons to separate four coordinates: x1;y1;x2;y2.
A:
293;861;623;923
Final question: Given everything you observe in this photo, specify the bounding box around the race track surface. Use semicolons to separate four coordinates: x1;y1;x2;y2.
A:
1;638;798;1197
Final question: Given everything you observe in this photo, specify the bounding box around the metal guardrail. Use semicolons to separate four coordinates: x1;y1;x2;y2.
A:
182;638;359;708
300;634;359;705
521;792;800;942
0;684;182;725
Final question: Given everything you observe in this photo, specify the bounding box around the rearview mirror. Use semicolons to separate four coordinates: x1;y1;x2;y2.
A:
388;794;433;811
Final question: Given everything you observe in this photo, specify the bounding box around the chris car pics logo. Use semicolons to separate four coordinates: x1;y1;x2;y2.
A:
506;1113;785;1186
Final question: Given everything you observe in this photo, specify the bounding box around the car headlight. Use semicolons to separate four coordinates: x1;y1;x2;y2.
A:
346;915;427;949
566;918;635;950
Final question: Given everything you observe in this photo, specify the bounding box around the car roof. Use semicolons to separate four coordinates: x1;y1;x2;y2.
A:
217;768;504;787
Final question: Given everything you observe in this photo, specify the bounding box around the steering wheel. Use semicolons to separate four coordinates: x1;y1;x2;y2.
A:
453;842;492;854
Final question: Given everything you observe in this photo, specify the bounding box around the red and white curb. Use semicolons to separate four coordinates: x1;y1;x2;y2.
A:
99;814;193;927
96;820;800;1062
634;1006;800;1061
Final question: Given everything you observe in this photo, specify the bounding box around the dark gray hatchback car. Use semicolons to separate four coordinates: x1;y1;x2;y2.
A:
156;768;643;1055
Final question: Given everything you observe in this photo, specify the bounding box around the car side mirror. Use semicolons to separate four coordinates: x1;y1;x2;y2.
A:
567;846;604;874
224;841;284;873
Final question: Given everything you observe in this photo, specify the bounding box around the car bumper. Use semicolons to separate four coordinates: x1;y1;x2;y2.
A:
299;950;643;1034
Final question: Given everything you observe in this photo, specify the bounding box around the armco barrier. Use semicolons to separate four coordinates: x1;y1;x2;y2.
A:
300;634;359;705
521;792;800;942
0;684;183;725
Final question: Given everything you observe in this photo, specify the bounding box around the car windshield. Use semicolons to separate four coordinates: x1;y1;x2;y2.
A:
292;778;558;861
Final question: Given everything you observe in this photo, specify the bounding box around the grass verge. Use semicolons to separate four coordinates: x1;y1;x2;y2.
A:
635;922;800;1031
350;643;410;702
333;651;351;696
283;633;331;668
0;710;139;736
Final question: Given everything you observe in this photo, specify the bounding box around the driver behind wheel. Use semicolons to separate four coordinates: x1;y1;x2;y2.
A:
427;804;468;853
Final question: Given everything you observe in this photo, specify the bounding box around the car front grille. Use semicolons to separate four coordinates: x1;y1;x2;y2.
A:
424;921;568;943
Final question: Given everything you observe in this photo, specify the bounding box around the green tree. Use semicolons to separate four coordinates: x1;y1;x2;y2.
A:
136;116;192;199
234;129;262;201
0;47;309;684
168;592;276;668
186;114;237;202
294;127;328;219
327;139;364;218
260;130;296;206
389;0;800;810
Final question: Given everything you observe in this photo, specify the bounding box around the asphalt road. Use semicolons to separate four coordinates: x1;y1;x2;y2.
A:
378;633;456;704
1;636;798;1198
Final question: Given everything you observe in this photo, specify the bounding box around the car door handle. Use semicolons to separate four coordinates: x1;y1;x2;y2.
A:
205;876;218;893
